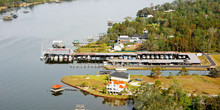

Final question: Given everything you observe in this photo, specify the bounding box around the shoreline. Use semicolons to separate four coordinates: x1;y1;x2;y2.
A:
62;75;220;96
61;76;130;100
0;0;57;12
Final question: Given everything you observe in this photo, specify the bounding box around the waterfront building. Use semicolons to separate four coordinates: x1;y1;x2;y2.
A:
117;35;130;43
110;72;130;82
106;80;127;94
113;43;124;51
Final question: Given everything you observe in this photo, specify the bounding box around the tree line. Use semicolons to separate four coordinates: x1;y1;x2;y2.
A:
133;80;220;110
98;0;220;53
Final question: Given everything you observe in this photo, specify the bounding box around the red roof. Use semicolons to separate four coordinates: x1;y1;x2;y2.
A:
51;84;63;89
119;85;126;88
109;80;125;85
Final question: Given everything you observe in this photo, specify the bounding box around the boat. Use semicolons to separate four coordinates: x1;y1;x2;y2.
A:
110;56;114;59
142;55;146;59
68;56;72;62
40;55;44;60
147;55;150;59
87;55;91;60
160;55;164;59
64;55;68;62
170;55;173;59
3;16;13;21
50;56;54;61
59;55;63;62
23;10;29;13
54;55;58;62
12;14;18;18
151;55;154;59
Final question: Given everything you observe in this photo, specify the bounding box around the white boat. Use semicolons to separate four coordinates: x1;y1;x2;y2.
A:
170;55;173;59
119;56;123;59
142;55;146;59
50;56;54;61
68;56;72;62
64;55;68;62
151;55;154;59
110;56;114;59
59;55;63;62
54;55;58;62
178;56;182;59
147;55;150;59
160;55;164;59
183;55;186;59
82;56;86;59
87;55;91;60
137;55;140;59
156;55;159;59
40;55;44;60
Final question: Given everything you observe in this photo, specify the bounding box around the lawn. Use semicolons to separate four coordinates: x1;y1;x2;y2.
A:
210;55;220;66
61;75;130;99
130;75;220;95
62;74;220;98
198;55;211;65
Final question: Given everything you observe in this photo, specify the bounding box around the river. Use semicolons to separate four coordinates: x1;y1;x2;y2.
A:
0;0;208;110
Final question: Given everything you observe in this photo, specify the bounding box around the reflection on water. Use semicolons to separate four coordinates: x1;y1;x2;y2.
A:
51;92;63;96
102;98;133;108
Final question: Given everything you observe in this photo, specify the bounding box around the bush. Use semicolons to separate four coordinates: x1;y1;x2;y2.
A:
209;67;220;78
80;81;88;87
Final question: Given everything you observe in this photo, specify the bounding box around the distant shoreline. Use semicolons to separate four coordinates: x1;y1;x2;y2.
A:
0;0;57;12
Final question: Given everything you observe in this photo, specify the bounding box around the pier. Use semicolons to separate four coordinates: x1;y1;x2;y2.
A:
42;49;203;67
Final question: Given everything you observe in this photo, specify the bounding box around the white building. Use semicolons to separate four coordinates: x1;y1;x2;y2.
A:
106;80;127;94
110;72;130;82
113;43;124;51
117;35;130;43
147;15;153;18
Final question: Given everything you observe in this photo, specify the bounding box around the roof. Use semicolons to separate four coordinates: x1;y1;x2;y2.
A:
119;85;126;88
109;80;125;85
110;72;129;79
51;84;63;89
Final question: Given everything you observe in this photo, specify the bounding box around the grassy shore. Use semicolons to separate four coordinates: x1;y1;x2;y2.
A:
131;75;220;95
61;75;130;99
62;75;220;99
210;55;220;66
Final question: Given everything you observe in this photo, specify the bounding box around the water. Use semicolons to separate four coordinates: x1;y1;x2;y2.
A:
0;0;206;109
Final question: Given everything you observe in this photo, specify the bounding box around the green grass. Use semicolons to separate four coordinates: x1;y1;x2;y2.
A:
198;55;211;65
62;75;130;99
130;75;220;95
210;55;220;66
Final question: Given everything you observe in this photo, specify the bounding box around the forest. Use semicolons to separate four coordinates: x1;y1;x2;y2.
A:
98;0;220;53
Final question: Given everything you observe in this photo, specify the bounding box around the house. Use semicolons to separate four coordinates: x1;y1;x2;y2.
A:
113;43;124;51
117;35;130;43
110;72;130;82
132;33;148;42
147;14;153;18
106;80;127;94
165;9;175;13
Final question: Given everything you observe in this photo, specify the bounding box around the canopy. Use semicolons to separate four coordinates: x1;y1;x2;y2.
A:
51;84;63;89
